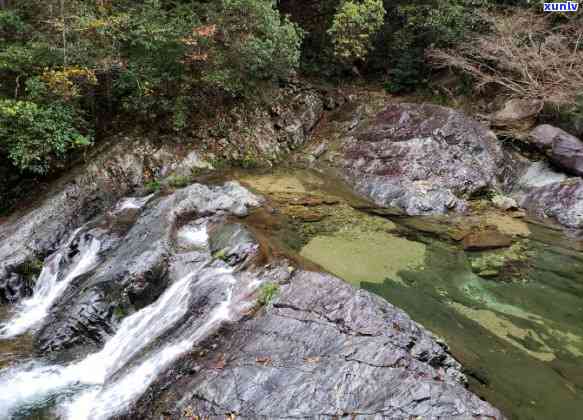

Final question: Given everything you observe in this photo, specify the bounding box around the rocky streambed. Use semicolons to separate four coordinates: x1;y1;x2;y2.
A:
1;96;583;419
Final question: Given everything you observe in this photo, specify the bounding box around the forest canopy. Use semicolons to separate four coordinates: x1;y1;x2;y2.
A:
0;0;581;175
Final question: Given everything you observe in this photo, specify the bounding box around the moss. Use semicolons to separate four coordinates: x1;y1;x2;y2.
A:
213;248;228;261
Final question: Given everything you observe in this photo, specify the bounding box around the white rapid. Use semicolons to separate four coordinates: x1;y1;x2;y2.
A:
0;230;101;339
109;195;153;214
0;223;261;419
63;284;236;420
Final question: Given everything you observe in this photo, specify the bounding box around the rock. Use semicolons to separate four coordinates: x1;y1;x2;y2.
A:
520;179;583;229
34;182;262;357
491;99;543;131
468;242;531;281
209;223;259;266
492;194;519;211
335;102;511;215
126;271;503;420
529;125;583;176
529;124;562;152
0;272;31;304
463;229;513;251
550;132;583;177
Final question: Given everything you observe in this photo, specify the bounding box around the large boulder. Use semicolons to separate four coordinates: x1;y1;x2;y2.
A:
127;271;503;419
529;124;583;176
334;102;511;215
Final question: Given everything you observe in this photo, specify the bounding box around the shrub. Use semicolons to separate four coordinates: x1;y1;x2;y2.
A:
327;0;385;64
0;99;92;173
199;0;303;96
257;282;279;306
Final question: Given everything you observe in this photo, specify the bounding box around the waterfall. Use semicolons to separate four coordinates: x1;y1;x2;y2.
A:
0;195;153;340
63;287;235;420
0;223;260;419
0;230;101;339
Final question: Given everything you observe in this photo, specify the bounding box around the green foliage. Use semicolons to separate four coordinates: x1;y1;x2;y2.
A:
144;179;162;193
257;282;279;306
0;0;303;175
371;0;488;92
202;0;303;95
165;174;192;188
0;99;92;173
327;0;385;64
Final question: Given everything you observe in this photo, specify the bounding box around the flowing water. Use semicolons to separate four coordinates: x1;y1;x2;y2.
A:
2;171;583;419
0;219;263;419
0;230;101;340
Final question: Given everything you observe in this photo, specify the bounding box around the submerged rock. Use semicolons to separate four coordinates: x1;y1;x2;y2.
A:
463;229;513;251
334;103;512;215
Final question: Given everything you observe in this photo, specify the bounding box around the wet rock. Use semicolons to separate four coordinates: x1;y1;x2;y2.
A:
33;182;262;357
209;223;259;266
128;271;503;419
463;229;513;251
336;103;510;215
491;99;543;132
0;272;31;304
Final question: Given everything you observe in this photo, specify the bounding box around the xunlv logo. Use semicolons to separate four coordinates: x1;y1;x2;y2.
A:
543;2;579;11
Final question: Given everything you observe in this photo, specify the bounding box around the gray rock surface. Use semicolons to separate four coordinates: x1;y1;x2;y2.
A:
520;179;583;229
126;271;502;419
529;124;583;176
35;182;262;357
491;99;543;132
334;103;512;215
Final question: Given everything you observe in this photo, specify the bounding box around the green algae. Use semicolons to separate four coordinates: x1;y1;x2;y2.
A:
218;168;583;419
300;227;426;286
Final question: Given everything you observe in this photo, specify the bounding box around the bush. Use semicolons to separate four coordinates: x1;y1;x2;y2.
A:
257;282;279;306
327;0;385;64
370;0;488;92
199;0;303;95
0;99;92;173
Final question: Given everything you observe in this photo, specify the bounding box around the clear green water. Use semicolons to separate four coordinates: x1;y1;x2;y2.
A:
233;167;583;420
301;216;583;420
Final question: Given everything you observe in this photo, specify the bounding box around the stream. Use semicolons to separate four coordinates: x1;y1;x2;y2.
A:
0;168;582;419
235;168;583;420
